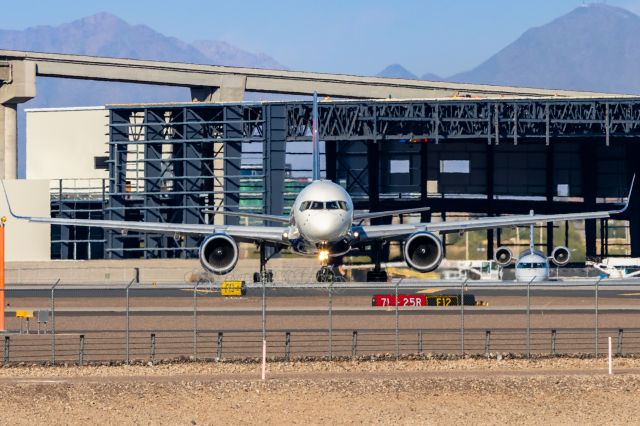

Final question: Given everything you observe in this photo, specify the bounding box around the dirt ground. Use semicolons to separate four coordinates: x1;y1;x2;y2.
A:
0;358;638;425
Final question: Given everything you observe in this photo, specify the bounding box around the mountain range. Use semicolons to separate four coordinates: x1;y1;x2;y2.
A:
378;4;640;94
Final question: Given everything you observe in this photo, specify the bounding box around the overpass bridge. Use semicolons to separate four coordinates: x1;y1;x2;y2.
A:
0;49;628;179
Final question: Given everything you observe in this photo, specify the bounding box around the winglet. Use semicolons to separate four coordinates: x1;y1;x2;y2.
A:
0;179;26;220
615;174;635;214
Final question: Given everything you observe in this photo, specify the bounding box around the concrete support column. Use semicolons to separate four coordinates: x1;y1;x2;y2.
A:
1;103;17;179
190;76;247;103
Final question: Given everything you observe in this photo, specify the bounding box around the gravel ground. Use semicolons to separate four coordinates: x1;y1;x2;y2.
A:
0;358;639;425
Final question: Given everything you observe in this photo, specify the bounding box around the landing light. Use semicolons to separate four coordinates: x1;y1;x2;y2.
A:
353;231;360;240
318;250;329;262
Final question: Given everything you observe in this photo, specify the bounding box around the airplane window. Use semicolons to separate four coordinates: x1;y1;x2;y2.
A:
300;201;311;212
310;201;324;210
338;201;347;210
326;201;340;210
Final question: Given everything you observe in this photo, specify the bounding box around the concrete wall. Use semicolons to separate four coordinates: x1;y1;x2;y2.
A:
0;179;50;261
25;107;108;181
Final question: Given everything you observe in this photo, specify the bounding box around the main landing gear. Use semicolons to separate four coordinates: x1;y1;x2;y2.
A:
252;243;277;283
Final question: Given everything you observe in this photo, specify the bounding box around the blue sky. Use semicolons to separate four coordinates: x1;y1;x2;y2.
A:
3;0;640;76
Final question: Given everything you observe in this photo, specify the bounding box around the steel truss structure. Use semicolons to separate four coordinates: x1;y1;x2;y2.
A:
52;97;640;260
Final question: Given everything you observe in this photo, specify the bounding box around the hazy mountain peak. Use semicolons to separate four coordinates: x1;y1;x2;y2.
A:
376;64;418;79
449;4;640;94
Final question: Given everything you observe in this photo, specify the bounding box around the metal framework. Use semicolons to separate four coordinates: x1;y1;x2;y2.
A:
51;97;640;260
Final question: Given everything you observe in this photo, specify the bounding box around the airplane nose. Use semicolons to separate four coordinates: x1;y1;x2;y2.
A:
303;212;347;241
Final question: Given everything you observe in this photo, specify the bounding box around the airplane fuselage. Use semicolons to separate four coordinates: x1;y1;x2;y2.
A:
515;249;550;282
289;180;354;255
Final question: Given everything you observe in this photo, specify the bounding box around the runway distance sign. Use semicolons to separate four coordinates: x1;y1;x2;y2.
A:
221;281;246;297
371;294;476;307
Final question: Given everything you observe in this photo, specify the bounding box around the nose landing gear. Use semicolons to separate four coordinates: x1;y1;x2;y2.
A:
316;266;335;282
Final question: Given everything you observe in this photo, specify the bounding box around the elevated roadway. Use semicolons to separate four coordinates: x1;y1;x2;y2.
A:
0;49;630;179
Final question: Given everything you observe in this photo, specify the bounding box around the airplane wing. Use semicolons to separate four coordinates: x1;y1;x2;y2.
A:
2;183;288;245
202;209;290;223
357;176;635;242
353;207;431;221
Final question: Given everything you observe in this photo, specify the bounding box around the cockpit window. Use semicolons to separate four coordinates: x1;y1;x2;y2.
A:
326;201;340;210
516;262;547;269
299;201;311;212
310;201;324;210
338;201;347;210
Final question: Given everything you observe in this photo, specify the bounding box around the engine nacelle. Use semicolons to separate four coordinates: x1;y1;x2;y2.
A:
199;233;239;275
403;232;444;273
550;246;571;267
494;246;514;267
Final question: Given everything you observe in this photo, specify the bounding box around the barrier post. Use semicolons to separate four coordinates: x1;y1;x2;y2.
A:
395;279;399;359
595;277;602;357
217;332;223;360
460;279;468;354
328;280;333;360
608;336;613;375
125;278;134;364
0;217;5;332
50;279;60;364
617;329;623;355
193;281;198;360
79;334;85;366
527;277;534;358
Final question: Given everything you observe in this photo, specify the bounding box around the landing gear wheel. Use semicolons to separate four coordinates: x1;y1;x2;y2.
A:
316;266;335;283
254;270;274;283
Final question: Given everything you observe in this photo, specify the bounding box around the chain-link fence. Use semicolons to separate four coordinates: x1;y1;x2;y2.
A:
2;279;640;364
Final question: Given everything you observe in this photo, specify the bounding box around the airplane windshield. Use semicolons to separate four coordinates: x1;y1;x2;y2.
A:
300;200;348;211
299;201;311;212
516;263;547;269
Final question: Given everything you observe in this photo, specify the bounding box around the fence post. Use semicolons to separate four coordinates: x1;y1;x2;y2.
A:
595;277;602;357
551;329;557;355
285;331;291;361
3;335;8;364
460;278;468;355
193;281;199;360
527;277;534;358
351;331;358;358
418;329;423;355
328;280;333;360
50;279;60;364
150;333;156;363
395;279;400;359
617;329;623;355
485;330;491;356
125;278;134;364
79;334;85;366
217;332;223;360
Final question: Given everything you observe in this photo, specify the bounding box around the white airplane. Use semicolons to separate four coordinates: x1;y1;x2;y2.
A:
1;93;635;283
492;219;571;282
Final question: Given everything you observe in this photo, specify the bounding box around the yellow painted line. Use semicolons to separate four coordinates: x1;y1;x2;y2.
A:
620;292;640;296
179;288;219;294
417;288;444;294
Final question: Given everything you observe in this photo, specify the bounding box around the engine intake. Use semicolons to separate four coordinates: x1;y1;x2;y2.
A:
403;232;444;273
199;234;239;275
550;246;571;267
494;246;514;266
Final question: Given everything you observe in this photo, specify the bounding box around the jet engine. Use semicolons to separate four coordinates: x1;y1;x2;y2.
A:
403;232;444;273
494;246;514;266
550;246;571;267
199;233;239;275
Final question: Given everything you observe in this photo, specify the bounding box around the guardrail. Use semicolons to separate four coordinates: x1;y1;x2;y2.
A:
2;279;640;364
